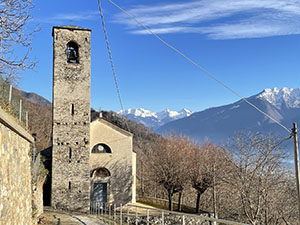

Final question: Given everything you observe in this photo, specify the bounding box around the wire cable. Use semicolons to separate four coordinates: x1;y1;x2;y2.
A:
108;0;291;134
271;135;292;150
97;0;131;132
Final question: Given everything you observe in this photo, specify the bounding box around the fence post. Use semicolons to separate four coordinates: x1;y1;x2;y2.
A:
97;202;99;216
135;206;138;225
109;204;111;221
147;209;149;225
127;206;130;225
26;111;28;128
120;204;123;225
93;201;95;215
9;85;12;103
19;99;22;122
114;204;116;222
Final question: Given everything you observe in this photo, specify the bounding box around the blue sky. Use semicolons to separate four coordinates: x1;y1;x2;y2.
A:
19;0;300;112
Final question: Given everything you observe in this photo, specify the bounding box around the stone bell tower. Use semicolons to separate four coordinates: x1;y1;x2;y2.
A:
51;25;91;212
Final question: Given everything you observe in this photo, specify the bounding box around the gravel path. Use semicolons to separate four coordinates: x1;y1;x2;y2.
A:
38;207;105;225
72;215;104;225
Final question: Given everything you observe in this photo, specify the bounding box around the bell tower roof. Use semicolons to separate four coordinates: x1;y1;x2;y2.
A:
52;25;91;36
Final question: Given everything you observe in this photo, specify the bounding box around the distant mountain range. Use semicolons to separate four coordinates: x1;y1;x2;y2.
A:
18;86;300;151
157;87;299;146
16;89;51;108
118;108;193;130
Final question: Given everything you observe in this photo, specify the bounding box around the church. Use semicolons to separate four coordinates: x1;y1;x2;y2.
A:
49;25;136;212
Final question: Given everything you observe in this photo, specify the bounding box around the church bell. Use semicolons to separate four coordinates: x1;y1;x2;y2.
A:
67;46;78;63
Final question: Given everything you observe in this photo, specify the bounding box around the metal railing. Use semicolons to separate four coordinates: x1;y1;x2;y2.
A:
90;202;250;225
0;78;28;127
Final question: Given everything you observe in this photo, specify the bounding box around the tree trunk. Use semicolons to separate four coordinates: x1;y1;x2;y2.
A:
178;191;182;211
141;161;144;196
168;191;173;211
196;192;201;214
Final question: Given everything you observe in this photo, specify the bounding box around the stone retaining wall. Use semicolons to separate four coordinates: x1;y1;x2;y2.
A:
0;107;34;225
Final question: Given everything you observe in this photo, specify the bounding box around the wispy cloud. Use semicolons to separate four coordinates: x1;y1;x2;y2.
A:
37;11;98;24
113;0;300;39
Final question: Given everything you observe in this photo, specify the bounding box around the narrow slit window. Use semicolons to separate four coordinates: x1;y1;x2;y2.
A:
69;182;71;190
69;148;72;160
71;104;74;116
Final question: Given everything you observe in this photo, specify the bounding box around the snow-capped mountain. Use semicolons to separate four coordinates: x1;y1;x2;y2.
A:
118;108;192;129
157;108;193;123
157;87;300;146
257;87;300;109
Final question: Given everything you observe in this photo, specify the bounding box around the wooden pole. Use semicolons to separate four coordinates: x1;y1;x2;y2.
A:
213;164;218;225
292;122;300;223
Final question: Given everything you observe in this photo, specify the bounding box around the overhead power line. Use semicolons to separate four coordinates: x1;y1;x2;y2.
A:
271;135;292;150
97;0;131;132
108;0;291;134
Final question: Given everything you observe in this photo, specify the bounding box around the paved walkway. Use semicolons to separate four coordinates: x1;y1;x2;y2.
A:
38;207;105;225
39;203;158;224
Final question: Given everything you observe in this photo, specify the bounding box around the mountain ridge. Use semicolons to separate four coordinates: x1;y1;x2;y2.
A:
16;89;52;108
118;108;192;130
257;87;300;109
156;87;299;146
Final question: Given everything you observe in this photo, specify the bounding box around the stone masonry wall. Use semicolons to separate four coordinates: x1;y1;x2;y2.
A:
51;26;91;212
0;108;34;225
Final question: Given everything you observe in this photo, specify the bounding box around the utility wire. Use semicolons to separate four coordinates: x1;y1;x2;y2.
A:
108;0;291;134
271;135;292;150
97;0;131;132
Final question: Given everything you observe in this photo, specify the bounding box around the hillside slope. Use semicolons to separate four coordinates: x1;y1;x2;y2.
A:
14;88;52;151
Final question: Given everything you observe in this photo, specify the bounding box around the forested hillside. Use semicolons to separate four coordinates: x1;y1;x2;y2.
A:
14;88;52;151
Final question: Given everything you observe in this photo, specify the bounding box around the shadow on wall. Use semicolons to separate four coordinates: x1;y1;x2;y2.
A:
41;147;52;206
91;160;133;206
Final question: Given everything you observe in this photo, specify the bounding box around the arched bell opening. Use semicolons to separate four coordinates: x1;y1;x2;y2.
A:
66;41;79;63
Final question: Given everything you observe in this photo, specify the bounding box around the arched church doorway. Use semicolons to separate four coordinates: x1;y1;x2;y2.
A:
90;167;111;203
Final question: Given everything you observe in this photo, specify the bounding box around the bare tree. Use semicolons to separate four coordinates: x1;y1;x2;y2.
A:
146;134;190;211
223;131;295;225
188;142;221;214
0;0;37;83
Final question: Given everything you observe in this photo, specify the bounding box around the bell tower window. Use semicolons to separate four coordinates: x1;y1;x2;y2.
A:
66;41;79;63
